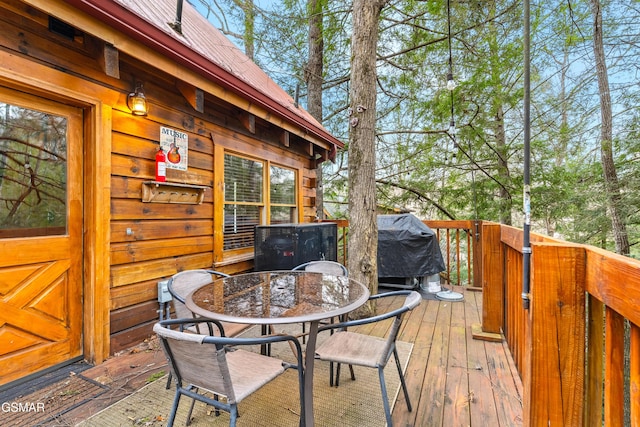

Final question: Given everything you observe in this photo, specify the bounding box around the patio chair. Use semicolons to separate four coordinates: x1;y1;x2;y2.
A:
168;269;229;321
166;269;248;389
314;290;422;427
292;260;348;276
154;318;305;427
292;260;352;386
168;269;250;337
292;262;348;337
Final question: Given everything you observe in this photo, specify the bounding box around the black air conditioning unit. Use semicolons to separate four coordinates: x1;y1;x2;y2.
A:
254;223;338;271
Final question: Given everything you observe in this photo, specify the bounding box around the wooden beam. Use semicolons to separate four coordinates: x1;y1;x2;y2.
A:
585;296;604;427
471;323;502;342
239;112;255;133
526;243;586;426
471;221;483;288
604;307;625;427
631;323;640;424
279;129;290;147
100;43;119;78
212;141;225;265
176;80;204;113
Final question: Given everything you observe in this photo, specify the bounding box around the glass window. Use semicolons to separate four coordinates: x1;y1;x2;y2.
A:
224;154;263;250
269;165;296;224
223;204;261;250
223;154;298;251
0;102;67;238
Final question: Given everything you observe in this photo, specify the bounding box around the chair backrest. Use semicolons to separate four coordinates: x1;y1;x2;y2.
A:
318;290;421;366
378;291;422;365
168;269;229;319
153;322;237;402
292;260;348;276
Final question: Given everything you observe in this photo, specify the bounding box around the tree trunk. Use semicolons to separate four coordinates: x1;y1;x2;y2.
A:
591;4;631;425
488;2;511;225
495;104;512;225
306;0;325;219
241;0;255;59
348;0;387;309
590;0;629;256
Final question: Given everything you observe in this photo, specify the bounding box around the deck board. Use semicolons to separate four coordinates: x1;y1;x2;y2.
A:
388;287;523;427
50;286;523;427
445;299;471;426
465;290;501;426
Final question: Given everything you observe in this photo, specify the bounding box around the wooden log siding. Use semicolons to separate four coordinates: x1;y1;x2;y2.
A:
0;1;335;373
107;60;319;352
1;14;320;354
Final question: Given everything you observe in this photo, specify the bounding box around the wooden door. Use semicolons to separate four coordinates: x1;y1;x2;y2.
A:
0;87;83;386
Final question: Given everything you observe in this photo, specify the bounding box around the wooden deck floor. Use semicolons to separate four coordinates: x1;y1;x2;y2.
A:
26;286;523;426
381;286;524;427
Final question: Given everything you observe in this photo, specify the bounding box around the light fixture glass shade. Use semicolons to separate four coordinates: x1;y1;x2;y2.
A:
127;84;148;116
446;72;456;91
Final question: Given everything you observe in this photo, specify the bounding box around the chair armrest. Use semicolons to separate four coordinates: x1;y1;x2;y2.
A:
158;318;305;369
162;317;227;336
202;329;305;370
317;290;420;333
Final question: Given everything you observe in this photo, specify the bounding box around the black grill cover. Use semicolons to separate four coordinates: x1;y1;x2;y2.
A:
377;214;446;278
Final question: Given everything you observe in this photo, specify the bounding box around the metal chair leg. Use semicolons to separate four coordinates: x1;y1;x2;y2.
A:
394;348;412;411
378;367;393;427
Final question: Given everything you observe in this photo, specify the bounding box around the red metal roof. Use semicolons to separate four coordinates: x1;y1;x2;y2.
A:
62;0;343;151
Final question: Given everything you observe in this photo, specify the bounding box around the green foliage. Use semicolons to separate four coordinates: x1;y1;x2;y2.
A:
0;103;67;231
193;0;640;251
146;370;166;383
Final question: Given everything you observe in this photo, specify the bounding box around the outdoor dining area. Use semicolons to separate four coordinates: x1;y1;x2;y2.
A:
62;260;523;427
148;265;418;427
0;256;524;427
1;1;637;426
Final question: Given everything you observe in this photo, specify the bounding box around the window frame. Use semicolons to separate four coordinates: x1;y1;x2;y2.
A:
219;150;300;257
268;163;297;225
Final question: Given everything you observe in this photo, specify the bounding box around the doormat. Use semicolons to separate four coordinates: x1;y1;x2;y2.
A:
0;373;108;427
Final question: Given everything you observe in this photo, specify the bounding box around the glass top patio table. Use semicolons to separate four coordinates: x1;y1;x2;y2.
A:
186;270;369;325
185;270;370;427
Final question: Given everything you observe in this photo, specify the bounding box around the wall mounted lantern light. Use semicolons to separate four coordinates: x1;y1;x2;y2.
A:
127;82;148;116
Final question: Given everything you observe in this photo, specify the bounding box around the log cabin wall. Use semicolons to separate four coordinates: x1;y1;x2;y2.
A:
0;0;325;361
109;55;319;352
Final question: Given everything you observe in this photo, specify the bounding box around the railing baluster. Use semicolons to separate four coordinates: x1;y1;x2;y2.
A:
604;307;626;427
466;230;471;286
455;229;461;286
446;228;451;284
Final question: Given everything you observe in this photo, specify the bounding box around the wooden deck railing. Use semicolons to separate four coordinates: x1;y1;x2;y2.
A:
480;221;640;426
321;218;482;288
322;218;639;426
424;220;482;288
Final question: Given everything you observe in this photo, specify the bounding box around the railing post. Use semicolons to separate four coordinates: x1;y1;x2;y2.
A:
524;243;585;426
478;222;503;336
472;220;483;289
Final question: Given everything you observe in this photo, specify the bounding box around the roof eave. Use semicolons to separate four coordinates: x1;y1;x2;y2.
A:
62;0;344;151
